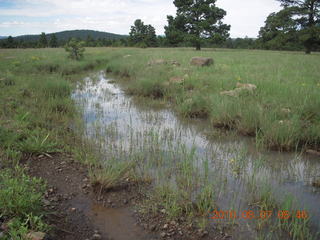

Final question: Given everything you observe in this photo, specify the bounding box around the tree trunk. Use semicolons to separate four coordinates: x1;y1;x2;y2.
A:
196;43;201;51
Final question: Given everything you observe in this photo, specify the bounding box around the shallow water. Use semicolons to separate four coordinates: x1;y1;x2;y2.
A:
73;71;320;239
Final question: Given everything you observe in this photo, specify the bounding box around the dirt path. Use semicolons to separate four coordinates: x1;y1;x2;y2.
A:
25;154;226;240
25;153;158;240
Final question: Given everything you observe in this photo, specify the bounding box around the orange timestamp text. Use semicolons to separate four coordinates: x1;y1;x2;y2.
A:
210;210;309;220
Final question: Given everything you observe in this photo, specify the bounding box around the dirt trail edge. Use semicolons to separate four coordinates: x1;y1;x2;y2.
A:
25;153;157;240
25;153;226;240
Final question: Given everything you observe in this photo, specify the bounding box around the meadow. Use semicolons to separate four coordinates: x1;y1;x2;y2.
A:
0;47;319;239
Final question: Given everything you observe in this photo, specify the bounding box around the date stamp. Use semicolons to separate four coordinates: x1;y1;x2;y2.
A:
210;210;309;220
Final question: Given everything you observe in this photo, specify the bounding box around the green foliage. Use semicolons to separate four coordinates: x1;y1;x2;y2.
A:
5;214;49;240
38;32;48;48
65;38;85;60
129;19;157;47
259;0;320;53
171;0;230;50
18;129;59;154
0;167;45;218
164;15;187;46
258;9;301;50
49;33;58;48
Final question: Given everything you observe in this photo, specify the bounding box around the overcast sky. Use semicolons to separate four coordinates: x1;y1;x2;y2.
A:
0;0;281;38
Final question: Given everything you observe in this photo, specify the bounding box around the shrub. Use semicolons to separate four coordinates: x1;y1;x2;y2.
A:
65;38;85;60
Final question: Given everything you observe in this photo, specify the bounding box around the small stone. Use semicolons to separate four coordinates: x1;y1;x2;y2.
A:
179;231;183;236
123;199;128;204
160;209;166;214
42;199;50;206
51;196;59;202
160;232;166;238
92;233;102;240
170;220;176;226
107;199;112;204
70;208;76;212
163;224;169;229
150;225;156;231
26;231;46;240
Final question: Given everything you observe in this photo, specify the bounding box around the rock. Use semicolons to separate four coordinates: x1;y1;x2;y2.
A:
190;57;213;67
163;224;169;229
306;149;320;157
160;209;166;214
220;82;257;97
236;82;257;91
169;77;184;84
42;199;50;206
148;59;167;66
92;233;102;239
70;207;76;212
170;220;177;226
26;231;46;240
170;60;180;66
123;199;128;204
160;232;166;238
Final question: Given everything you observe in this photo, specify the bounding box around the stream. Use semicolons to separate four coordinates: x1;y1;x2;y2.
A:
73;71;320;239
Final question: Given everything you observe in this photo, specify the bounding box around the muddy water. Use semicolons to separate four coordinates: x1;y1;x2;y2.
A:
73;71;320;239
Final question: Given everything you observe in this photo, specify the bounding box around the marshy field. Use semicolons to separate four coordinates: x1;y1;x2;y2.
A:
0;47;320;240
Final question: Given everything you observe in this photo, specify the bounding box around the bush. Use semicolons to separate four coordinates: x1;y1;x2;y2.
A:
65;38;85;60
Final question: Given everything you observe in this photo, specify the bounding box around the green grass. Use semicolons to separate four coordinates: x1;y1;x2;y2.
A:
0;167;48;239
100;47;320;151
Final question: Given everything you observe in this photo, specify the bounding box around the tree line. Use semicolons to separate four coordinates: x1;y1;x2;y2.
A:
1;0;319;53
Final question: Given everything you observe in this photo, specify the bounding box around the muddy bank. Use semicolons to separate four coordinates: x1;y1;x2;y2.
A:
25;153;155;240
26;153;224;240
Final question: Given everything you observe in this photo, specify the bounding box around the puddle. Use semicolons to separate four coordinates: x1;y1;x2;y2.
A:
71;195;155;240
73;71;320;239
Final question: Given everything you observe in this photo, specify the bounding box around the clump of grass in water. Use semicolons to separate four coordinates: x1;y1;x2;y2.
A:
89;158;137;191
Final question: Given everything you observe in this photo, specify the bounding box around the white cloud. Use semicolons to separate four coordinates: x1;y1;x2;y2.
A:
0;0;281;37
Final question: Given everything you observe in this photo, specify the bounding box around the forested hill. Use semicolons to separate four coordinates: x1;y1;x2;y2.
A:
13;30;126;41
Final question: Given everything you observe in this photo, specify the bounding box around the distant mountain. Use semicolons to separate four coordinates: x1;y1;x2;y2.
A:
0;36;7;39
13;30;127;41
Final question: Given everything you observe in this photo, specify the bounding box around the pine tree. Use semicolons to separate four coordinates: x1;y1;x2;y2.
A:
277;0;320;53
39;32;48;48
129;19;157;47
172;0;230;50
49;34;58;48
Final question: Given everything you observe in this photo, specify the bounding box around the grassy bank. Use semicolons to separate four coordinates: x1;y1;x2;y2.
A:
102;48;320;151
0;48;110;238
